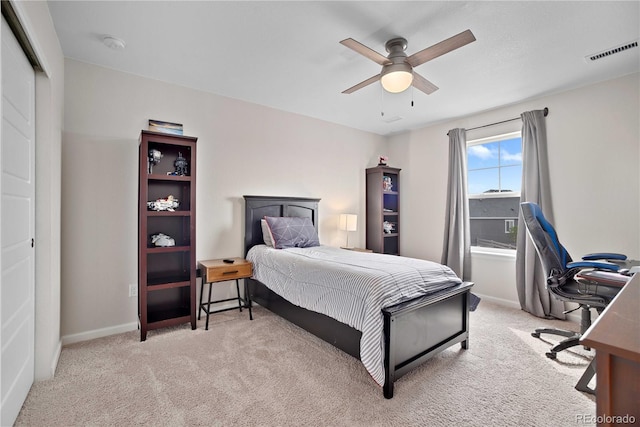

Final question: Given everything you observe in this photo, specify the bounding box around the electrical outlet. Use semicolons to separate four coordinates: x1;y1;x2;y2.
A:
129;284;138;297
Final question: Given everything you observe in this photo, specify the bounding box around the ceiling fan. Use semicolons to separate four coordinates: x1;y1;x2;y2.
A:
340;29;476;95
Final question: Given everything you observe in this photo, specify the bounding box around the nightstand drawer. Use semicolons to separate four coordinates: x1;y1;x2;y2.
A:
207;263;252;281
199;258;252;283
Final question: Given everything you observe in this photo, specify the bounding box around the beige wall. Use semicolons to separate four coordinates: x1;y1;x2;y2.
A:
388;73;640;305
61;58;639;340
61;59;385;341
11;1;65;380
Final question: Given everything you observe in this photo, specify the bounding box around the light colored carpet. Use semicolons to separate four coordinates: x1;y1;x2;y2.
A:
16;301;596;426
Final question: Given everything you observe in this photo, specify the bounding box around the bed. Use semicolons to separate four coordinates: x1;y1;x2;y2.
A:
243;195;473;398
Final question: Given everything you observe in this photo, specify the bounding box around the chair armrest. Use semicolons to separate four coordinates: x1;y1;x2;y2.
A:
582;252;627;261
567;261;620;271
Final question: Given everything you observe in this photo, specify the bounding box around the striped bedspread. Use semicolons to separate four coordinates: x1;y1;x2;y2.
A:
246;245;462;387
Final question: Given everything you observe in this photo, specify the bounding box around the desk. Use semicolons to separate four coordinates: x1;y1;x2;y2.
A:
197;258;253;330
580;274;639;426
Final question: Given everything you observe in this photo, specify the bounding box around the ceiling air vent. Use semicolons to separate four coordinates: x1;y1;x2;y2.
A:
585;40;638;62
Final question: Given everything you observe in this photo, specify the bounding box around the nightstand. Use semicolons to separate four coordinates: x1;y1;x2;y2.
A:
341;247;373;253
197;258;253;330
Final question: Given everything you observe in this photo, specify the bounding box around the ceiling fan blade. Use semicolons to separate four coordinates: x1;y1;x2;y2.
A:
342;74;381;94
340;38;390;66
412;72;439;95
407;29;476;67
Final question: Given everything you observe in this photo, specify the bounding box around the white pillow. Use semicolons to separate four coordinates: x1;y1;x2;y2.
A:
261;219;275;247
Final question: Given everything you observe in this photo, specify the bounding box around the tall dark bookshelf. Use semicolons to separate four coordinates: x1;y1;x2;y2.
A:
138;130;197;341
366;166;401;255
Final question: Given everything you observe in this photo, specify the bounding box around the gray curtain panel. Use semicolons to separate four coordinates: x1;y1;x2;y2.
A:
442;128;471;281
515;110;565;319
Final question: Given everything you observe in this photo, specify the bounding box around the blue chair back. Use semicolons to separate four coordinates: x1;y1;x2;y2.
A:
520;202;573;282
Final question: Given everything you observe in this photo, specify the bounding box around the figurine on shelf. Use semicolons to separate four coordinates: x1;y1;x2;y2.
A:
151;233;175;247
147;195;180;211
383;221;395;234
167;152;188;176
378;155;388;166
383;176;393;192
148;149;163;174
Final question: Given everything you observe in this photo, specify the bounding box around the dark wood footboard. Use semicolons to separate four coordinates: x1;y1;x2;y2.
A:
248;277;473;398
382;281;473;398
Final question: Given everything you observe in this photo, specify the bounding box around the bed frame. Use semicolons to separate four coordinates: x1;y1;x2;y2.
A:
243;195;473;398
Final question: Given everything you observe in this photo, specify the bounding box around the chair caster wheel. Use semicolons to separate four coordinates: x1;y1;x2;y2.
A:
531;332;540;338
546;352;557;360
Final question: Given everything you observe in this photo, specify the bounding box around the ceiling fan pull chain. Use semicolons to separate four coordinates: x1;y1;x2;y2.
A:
380;84;385;116
411;86;415;107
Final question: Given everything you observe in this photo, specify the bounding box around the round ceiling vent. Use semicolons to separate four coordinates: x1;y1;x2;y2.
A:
102;35;126;51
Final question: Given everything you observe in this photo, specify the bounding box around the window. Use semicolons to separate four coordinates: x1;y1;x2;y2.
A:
505;219;515;233
467;132;522;250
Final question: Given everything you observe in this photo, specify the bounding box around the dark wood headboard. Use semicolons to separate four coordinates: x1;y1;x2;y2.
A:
243;195;320;256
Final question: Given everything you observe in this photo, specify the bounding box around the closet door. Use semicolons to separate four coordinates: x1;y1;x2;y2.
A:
1;16;36;426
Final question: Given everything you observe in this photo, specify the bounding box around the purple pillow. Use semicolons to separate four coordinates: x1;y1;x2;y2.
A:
264;216;320;249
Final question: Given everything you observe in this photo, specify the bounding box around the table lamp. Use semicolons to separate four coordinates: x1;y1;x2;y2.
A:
339;214;358;249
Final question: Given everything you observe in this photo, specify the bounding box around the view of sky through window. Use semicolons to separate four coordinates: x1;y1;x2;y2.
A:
467;136;522;194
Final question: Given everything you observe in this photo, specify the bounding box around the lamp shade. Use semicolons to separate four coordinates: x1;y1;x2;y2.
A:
339;214;358;232
380;63;413;93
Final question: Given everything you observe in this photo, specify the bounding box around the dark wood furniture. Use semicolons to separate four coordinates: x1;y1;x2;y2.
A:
138;130;197;341
366;166;401;255
580;274;639;425
243;195;473;399
197;258;253;330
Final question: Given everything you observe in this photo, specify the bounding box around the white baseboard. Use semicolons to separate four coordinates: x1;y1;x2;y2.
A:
35;339;62;381
50;339;61;376
472;293;521;310
61;322;138;346
60;302;241;346
474;292;581;324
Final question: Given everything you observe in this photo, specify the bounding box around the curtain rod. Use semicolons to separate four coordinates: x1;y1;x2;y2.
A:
447;107;549;135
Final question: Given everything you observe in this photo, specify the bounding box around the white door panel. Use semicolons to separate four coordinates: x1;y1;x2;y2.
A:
2;196;30;248
1;15;36;426
1;317;31;427
3;120;32;183
2;317;31;393
2;258;30;324
2;54;32;132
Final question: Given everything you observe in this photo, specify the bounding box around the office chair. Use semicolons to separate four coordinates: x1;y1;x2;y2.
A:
520;202;630;393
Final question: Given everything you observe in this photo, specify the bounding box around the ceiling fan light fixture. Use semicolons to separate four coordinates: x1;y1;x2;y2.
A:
341;30;475;96
380;63;413;93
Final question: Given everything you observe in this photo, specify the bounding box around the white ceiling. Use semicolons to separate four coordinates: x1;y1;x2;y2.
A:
47;1;640;136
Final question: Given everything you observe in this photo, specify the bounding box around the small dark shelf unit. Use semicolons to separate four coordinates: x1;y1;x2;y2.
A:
366;166;401;255
138;130;197;341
